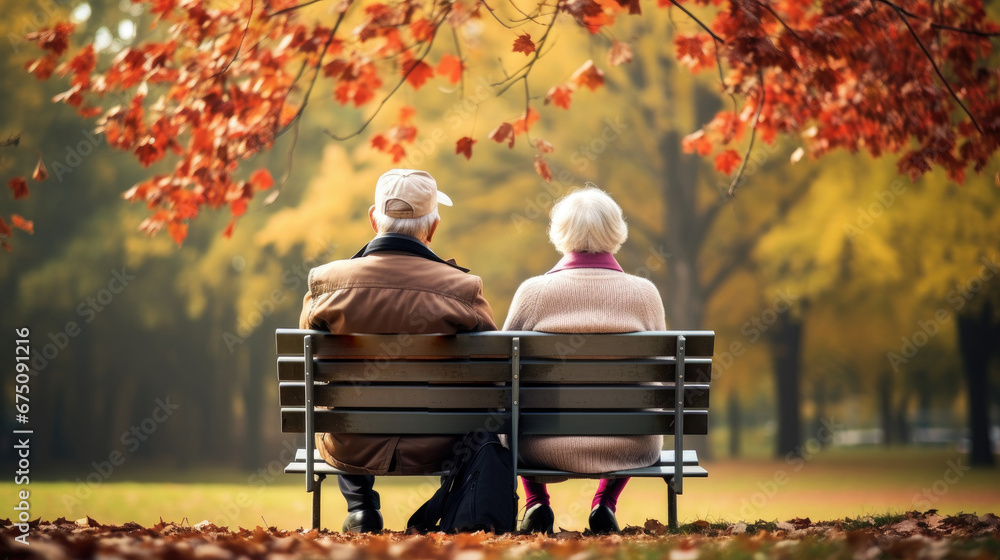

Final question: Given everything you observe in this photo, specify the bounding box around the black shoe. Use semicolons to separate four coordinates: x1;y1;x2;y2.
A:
519;503;555;533
342;509;383;533
589;504;619;534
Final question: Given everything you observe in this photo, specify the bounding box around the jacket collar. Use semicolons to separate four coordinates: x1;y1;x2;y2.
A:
351;233;470;272
547;252;624;274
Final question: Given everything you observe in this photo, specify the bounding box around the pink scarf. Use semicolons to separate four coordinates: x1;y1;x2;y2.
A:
547;252;624;274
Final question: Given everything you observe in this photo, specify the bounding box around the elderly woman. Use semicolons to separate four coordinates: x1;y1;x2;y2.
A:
504;186;667;534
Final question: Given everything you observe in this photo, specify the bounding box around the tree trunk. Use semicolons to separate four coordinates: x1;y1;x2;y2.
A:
769;312;804;458
956;302;996;467
879;371;894;446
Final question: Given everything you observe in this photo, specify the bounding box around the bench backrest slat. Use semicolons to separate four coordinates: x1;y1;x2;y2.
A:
279;382;710;409
281;409;707;436
276;329;715;439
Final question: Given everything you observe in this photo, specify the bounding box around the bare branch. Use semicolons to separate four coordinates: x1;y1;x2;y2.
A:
759;1;803;42
703;174;814;295
269;0;328;18
665;0;725;43
213;0;254;79
888;3;985;136
325;7;452;141
874;0;1000;38
479;0;522;29
728;72;765;197
1;135;19;148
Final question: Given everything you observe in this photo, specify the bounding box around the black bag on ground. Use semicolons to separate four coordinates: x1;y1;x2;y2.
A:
406;431;518;533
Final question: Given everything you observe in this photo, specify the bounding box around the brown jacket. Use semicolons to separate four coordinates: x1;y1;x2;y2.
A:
299;234;497;474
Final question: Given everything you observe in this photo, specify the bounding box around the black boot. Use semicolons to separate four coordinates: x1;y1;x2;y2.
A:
588;504;619;534
520;504;555;533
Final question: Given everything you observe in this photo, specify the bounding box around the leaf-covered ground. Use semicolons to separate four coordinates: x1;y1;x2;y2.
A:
3;511;999;559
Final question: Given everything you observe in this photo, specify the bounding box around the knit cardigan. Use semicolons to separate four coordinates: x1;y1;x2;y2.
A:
503;267;667;473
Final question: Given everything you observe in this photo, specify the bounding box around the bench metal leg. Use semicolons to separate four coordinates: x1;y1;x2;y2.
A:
311;474;326;531
665;477;678;531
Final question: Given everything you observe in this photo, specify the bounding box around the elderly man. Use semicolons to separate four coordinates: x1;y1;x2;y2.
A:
299;169;497;533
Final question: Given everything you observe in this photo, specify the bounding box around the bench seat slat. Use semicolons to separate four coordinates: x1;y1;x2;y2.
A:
279;383;711;409
289;448;699;466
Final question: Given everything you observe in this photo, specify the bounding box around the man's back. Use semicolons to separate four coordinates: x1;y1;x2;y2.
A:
300;249;494;335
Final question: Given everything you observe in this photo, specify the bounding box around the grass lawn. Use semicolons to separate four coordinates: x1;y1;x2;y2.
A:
4;447;998;532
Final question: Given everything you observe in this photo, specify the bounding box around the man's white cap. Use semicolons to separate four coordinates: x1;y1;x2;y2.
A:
374;169;453;219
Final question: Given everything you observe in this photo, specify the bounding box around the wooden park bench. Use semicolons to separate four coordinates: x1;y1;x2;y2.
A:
275;329;715;532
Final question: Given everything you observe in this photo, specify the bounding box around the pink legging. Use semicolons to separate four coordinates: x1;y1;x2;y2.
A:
522;477;630;512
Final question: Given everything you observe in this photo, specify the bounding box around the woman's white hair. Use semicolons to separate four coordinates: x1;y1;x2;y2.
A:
373;207;440;241
548;186;628;254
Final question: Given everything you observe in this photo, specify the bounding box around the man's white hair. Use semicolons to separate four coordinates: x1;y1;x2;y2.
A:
548;186;628;254
373;207;440;241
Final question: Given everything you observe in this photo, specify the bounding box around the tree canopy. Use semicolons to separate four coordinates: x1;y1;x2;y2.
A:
7;0;999;245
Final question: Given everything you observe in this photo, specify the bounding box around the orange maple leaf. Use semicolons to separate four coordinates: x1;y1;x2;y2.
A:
456;136;476;160
402;59;434;89
512;33;535;56
436;53;464;85
714;149;742;175
545;85;573;109
249;168;274;190
513;107;539;135
11;215;33;234
571;60;604;91
168;221;188;245
607;41;633;66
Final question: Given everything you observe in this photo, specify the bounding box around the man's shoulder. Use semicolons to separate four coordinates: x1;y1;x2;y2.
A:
308;253;484;297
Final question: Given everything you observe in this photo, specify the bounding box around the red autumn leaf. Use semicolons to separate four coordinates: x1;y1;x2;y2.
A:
488;122;515;148
0;216;11;237
714;149;742;174
402;59;434;89
398;105;417;123
222;220;236;239
545;85;573;109
513;107;540;135
168;221;188;245
371;134;390;151
249;169;274;190
11;215;34;234
456;137;476;160
25;22;75;55
512;33;536;55
534;155;553;182
681;130;713;156
409;18;436;42
607;41;633;66
536;139;554;153
8;177;29;199
231;198;248;217
571;60;604;91
388;143;406;163
436;53;464;85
